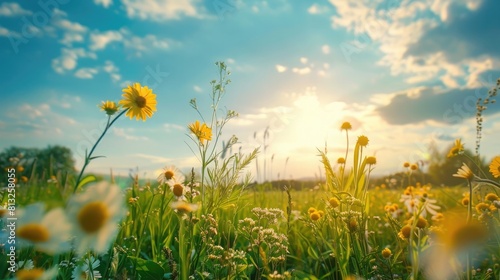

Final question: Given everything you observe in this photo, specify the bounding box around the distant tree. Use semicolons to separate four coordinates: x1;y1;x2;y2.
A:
0;145;76;185
427;141;490;187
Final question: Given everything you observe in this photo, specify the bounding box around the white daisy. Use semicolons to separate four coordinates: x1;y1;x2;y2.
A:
157;165;185;185
16;203;72;254
72;256;102;280
67;181;126;256
14;267;58;280
167;178;187;200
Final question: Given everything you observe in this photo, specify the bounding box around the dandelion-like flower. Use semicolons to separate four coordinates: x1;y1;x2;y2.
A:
99;101;119;116
453;163;474;180
357;135;369;147
67;181;126;256
366;156;376;165
337;157;345;164
16;203;72;255
447;139;464;158
189;120;212;144
157;165;184;185
340;121;352;130
329;197;340;208
119;83;157;121
381;248;392;258
403;162;410;168
398;225;412;240
489;156;500;178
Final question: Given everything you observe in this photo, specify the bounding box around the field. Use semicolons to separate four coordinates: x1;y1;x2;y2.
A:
1;62;500;280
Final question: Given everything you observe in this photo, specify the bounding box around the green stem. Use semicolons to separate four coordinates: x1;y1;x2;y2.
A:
466;179;473;280
73;110;127;193
179;218;189;280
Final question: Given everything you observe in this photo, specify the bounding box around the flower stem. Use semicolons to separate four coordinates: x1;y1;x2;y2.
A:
73;110;127;193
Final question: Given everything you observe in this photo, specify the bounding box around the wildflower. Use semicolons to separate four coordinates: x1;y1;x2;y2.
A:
475;202;490;214
119;83;157;121
489;156;500;178
308;207;317;214
357;135;369;147
403;162;410;168
337;157;345;164
398;225;412;240
16;203;72;254
340;122;352;130
381;248;392;258
329;197;340;208
410;216;428;229
453;163;474;180
410;163;418;171
157;165;184;184
431;213;444;224
189;120;212;144
67;181;126;256
21;176;28;183
366;156;376;165
447;139;464;158
171;201;199;214
310;211;321;221
347;218;358;231
99;101;119;116
461;197;470;206
485;193;499;202
317;210;325;217
16;166;24;172
168;178;186;199
15;267;57;280
72;256;102;280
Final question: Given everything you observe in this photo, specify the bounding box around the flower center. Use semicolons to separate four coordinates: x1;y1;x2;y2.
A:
78;202;109;234
16;269;45;280
164;170;175;180
135;96;147;108
17;224;50;243
173;184;184;197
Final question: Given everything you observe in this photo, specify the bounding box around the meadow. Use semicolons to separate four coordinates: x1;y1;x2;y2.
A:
1;62;500;280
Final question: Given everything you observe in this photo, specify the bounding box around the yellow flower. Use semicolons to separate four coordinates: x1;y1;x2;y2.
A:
308;207;317;214
357;135;369;147
381;248;392;259
366;156;376;165
489;156;500;178
410;163;418;171
485;193;499;202
453;163;474;180
15;267;57;280
188;120;212;144
475;202;490;214
461;197;470;206
398;224;412;240
340;121;352;130
67;181;126;256
99;100;119;116
337;157;345;164
403;162;410;168
329;197;340;208
447;139;464;158
119;83;157;121
310;211;321;221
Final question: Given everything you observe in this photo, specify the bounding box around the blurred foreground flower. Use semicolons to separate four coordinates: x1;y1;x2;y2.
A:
16;203;72;255
171;201;199;214
119;83;157;121
14;267;57;280
67;181;126;256
453;163;474;180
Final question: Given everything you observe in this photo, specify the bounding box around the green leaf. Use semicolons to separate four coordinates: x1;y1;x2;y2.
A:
89;155;106;160
76;174;97;190
128;257;165;279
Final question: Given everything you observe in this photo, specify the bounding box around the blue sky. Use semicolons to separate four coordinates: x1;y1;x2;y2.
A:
1;0;499;181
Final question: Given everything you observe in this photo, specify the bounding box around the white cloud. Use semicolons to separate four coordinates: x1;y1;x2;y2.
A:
300;57;308;64
163;123;185;132
103;60;121;82
193;85;202;93
74;67;99;79
51;48;97;74
275;64;287;73
308;4;328;15
113;127;149;141
90;30;123;50
122;0;203;21
60;33;84;46
0;26;19;38
54;19;88;33
0;2;32;17
94;0;113;8
321;44;330;54
292;67;311;75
